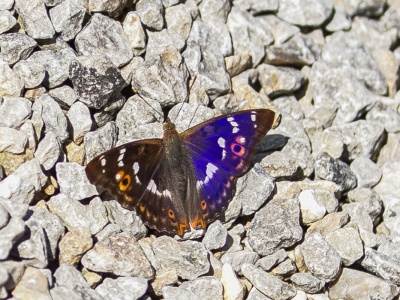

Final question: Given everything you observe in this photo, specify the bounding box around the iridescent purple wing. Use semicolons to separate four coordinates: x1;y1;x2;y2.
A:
181;109;275;228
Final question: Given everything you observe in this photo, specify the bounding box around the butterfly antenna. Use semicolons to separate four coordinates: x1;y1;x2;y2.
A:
173;73;198;123
133;89;164;120
187;104;200;129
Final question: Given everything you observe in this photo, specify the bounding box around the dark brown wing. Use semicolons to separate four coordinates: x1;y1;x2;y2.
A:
85;139;190;235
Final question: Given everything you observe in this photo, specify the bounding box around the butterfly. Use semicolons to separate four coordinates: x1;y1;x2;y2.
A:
85;109;275;236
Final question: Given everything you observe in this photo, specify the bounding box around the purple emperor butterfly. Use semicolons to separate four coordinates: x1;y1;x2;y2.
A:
86;109;275;236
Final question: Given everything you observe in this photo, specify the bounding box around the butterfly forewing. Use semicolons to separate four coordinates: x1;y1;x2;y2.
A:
182;109;275;229
85;139;190;235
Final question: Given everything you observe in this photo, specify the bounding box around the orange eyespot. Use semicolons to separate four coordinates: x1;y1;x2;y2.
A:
168;209;175;219
119;175;131;191
231;143;246;156
201;200;207;210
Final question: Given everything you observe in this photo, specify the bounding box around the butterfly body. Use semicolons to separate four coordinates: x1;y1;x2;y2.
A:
86;109;275;236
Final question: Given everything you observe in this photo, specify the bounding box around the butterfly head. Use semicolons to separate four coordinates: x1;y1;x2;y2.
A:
163;119;176;132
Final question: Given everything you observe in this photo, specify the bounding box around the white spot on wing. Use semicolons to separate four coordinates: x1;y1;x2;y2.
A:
119;148;126;154
135;176;141;184
102;170;105;173
101;159;106;166
233;127;239;133
239;137;246;144
251;114;256;121
163;190;172;198
230;121;239;127
222;149;226;160
147;179;155;191
218;137;225;148
118;161;124;167
197;181;203;190
254;124;257;128
227;117;234;121
118;153;124;161
116;173;122;180
206;163;218;180
133;162;139;174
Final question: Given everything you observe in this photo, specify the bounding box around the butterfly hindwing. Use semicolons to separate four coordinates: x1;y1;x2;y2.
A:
182;109;275;227
85;139;190;235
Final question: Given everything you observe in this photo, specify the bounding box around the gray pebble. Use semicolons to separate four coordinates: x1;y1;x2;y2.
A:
0;33;36;65
299;232;342;282
81;232;154;278
96;277;148;300
49;0;86;42
291;272;325;294
123;12;146;56
34;131;61;170
0;96;32;129
242;263;296;300
13;60;45;89
152;236;209;280
0;10;16;34
75;13;133;67
0;217;25;260
202;220;227;250
67;101;92;145
0;127;27;154
220;251;259;275
136;0;164;31
180;276;223;300
69;55;125;109
248;197;303;256
84;121;118;163
0;59;24;97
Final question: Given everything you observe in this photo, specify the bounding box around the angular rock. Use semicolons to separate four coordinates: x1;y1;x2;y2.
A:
13;158;46;192
347;187;382;224
133;44;189;107
220;251;259;275
49;0;86;41
52;263;103;300
15;0;55;39
59;227;92;266
0;10;16;34
325;5;352;32
11;267;52;300
136;0;164;31
28;206;65;261
0;59;24;97
66;101;92;145
115;96;163;140
84;121;118;163
298;189;327;225
75;13;133;67
248;197;303;256
13;60;45;89
290;273;325;294
255;249;288;272
0;175;35;206
241;263;296;300
273;95;304;121
162;286;200;300
325;227;364;266
0;217;25;260
202;221;227;251
34;132;61;170
56;162;98;201
123;12;146;56
199;0;230;24
49;85;77;109
180;276;223;300
277;0;333;27
165;4;192;40
299;233;342;282
310;61;376;125
321;31;387;95
227;7;273;66
35;93;69;142
82;232;154;279
225;163;275;222
367;101;400;133
264;34;315;66
0;33;37;65
151;267;178;296
96;277;148;300
361;247;400;286
314;153;357;192
258;64;304;97
350;156;381;188
0;127;27;154
105;200;147;240
220;263;245;300
69;55;126;110
0;97;31;129
328;267;399;300
27;48;76;89
48;194;107;235
152;236;209;280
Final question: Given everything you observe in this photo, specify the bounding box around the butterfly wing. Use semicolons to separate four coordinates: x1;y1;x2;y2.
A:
181;109;275;228
85;139;190;235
